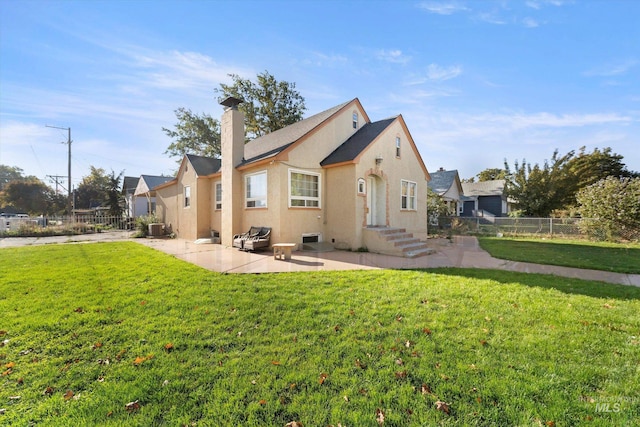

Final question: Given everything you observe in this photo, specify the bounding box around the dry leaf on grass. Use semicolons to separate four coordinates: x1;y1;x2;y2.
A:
376;408;385;425
435;400;450;414
125;400;140;412
319;373;328;385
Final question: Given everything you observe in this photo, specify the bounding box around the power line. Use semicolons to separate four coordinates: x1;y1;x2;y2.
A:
46;125;72;214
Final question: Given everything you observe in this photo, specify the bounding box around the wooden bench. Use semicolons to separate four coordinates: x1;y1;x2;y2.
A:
273;243;296;260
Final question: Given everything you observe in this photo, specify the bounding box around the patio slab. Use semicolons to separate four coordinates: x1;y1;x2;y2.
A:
2;232;638;286
135;235;640;286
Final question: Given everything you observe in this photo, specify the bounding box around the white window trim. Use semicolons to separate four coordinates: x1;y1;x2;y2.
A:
357;178;366;195
184;185;191;208
215;182;222;210
288;168;321;208
401;179;417;211
245;170;268;208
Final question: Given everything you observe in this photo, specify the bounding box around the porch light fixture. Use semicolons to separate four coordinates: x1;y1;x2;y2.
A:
375;155;383;165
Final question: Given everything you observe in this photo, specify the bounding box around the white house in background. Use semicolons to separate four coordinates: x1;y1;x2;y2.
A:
427;168;463;216
122;175;172;218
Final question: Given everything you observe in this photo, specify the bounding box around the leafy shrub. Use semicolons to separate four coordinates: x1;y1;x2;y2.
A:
577;177;640;241
134;214;161;238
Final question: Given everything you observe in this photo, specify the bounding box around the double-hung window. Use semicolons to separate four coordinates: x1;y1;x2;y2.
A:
396;137;401;157
184;186;191;208
289;169;320;208
215;182;222;210
245;171;267;208
401;180;416;210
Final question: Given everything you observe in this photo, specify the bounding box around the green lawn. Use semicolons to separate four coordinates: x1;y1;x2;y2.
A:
1;242;639;426
478;237;640;274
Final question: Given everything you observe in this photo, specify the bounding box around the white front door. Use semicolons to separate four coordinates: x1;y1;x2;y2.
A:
367;176;376;226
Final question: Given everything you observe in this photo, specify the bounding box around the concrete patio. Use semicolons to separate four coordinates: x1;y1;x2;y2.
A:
135;234;640;286
2;231;638;286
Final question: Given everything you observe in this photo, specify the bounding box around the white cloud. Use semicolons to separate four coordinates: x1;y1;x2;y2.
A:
476;12;506;25
426;64;463;81
522;17;540;28
417;1;469;15
584;59;639;77
376;49;411;64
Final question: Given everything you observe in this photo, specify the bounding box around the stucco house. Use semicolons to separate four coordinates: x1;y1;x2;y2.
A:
428;168;463;216
460;180;509;217
154;97;432;257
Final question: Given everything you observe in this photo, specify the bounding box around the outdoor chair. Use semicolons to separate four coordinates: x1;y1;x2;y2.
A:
243;227;271;251
233;226;261;249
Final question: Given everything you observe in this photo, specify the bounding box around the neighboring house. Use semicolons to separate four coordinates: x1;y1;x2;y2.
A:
122;176;145;218
460;180;509;218
428;168;463;216
155;97;431;257
131;175;173;217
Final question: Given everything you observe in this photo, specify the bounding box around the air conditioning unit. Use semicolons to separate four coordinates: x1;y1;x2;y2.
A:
148;223;164;237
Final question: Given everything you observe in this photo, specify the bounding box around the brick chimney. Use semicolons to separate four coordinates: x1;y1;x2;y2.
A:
220;96;245;247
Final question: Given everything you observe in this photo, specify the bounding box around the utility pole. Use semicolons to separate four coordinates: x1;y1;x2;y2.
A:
46;125;72;216
46;174;67;194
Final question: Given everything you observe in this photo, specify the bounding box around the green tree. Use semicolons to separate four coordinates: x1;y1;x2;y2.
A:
427;187;451;226
475;168;507;182
75;167;123;215
0;165;38;190
163;108;221;159
566;146;639;193
163;71;306;161
577;176;640;241
0;178;64;215
215;71;306;140
504;150;575;217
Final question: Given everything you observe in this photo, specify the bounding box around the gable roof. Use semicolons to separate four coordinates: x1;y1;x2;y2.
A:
122;176;139;194
428;169;461;195
461;180;506;197
241;99;358;166
186;154;221;176
134;175;174;195
320;117;396;166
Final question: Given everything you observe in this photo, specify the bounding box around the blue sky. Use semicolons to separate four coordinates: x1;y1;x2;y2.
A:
1;0;638;191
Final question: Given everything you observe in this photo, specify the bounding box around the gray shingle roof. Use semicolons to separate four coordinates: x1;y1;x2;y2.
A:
461;180;506;197
122;176;139;194
241;99;354;166
428;169;460;195
186;154;221;176
320;117;396;166
140;175;173;191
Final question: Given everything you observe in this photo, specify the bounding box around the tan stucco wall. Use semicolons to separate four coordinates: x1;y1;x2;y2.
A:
324;166;358;249
356;119;428;238
156;183;180;235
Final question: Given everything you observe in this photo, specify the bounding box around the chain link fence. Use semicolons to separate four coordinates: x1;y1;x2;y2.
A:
433;216;639;241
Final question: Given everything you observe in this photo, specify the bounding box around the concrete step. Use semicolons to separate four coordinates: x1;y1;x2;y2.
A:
404;247;436;258
392;237;421;247
384;232;413;241
397;241;429;253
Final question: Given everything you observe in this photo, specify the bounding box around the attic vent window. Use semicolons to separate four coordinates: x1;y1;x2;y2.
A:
353;112;358;129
